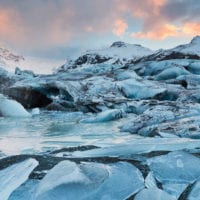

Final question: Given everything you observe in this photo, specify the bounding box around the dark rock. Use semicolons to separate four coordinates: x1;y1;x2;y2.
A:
4;86;52;108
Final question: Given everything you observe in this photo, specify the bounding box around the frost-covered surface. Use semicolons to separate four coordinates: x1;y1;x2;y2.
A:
0;36;200;199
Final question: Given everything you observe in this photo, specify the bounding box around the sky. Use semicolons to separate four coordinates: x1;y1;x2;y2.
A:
0;0;199;59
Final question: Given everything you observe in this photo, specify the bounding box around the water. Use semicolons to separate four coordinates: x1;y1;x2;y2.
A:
0;111;135;156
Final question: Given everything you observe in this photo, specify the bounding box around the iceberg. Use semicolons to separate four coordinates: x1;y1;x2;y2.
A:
0;94;31;117
80;109;123;123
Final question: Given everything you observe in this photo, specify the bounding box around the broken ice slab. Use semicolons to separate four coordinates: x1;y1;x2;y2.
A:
148;151;200;184
0;158;38;200
134;188;176;200
36;160;144;200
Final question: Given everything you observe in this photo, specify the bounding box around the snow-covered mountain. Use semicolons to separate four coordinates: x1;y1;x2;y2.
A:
0;46;24;72
172;35;200;56
58;41;154;72
0;46;64;74
88;41;154;61
134;36;200;63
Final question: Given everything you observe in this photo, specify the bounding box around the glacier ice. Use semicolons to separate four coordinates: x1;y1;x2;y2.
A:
162;183;188;199
188;180;200;200
0;94;31;117
117;78;166;99
155;66;190;81
71;138;200;158
148;151;200;184
9;179;39;200
80;109;124;123
36;160;144;200
134;188;176;200
0;158;38;200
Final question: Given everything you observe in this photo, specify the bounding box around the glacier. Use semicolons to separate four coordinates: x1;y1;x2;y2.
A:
0;36;200;199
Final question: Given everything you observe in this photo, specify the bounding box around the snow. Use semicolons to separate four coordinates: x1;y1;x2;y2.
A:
172;36;200;56
57;41;154;72
0;94;31;117
0;158;38;200
36;161;144;200
85;42;154;64
0;46;64;74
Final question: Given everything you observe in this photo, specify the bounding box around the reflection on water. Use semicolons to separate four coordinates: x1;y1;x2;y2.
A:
0;111;132;156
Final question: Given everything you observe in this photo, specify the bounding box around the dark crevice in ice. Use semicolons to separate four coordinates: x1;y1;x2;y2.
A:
178;181;196;200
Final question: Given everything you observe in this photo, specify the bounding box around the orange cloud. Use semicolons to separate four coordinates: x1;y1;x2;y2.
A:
113;19;128;36
131;24;179;40
85;26;94;32
0;9;24;42
182;22;200;36
118;0;166;18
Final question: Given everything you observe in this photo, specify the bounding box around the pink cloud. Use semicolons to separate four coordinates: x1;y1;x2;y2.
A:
131;24;179;40
113;19;128;36
182;22;200;36
0;8;24;44
0;0;199;51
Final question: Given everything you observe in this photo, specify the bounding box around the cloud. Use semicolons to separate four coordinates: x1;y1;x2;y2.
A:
0;8;24;44
0;0;121;51
113;19;128;36
182;22;200;35
128;0;200;40
131;22;200;40
131;24;179;40
0;0;199;53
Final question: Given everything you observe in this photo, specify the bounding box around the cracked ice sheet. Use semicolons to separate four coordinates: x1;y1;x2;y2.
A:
147;151;200;199
69;138;200;158
36;161;144;200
